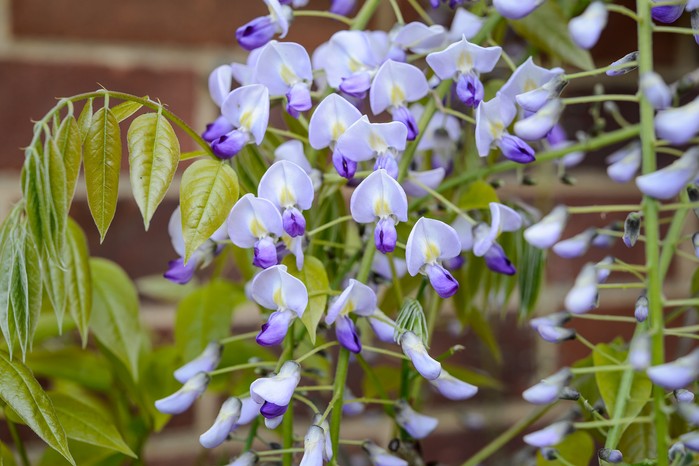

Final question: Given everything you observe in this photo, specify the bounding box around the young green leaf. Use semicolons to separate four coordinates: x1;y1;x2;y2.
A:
0;204;22;352
55;115;82;203
66;219;92;347
111;99;144;123
83;106;122;242
22;147;56;259
49;392;136;458
0;439;17;466
44;138;68;243
10;225;42;358
535;431;593;466
282;255;329;344
89;258;145;382
127;111;180;230
77;98;93;144
0;350;75;465
180;159;239;261
41;247;67;331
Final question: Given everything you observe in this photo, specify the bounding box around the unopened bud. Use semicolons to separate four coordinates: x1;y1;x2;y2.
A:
540;447;558;460
623;212;642;248
687;185;699;219
598;448;623;463
559;387;580;401
634;293;649;322
606;52;639;76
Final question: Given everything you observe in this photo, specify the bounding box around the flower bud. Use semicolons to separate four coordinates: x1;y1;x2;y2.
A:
399;331;441;380
647;348;699;390
200;397;242;448
623;212;642;248
522;368;572;404
634;293;649;322
640;72;672;110
394;400;438;439
174;342;223;383
524;205;568;249
568;2;608;49
497;134;536;163
598;448;623;463
652;0;685;23
155;372;210;415
514;99;564;141
523;421;572;447
606;52;639;76
456;73;485;108
675;389;696;403
629;333;651;370
680;431;699;452
429;370;478;400
553;228;596;258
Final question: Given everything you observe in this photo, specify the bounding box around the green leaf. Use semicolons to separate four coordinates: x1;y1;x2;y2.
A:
535;431;593;466
110;99;144;122
174;279;243;361
55;116;82;203
458;181;499;211
27;348;112;391
136;274;198;303
509;2;595;70
593;343;652;437
77;98;94;144
517;233;545;321
41;246;67;330
49;392;136;457
127;111;180;229
463;306;502;364
180;149;208;161
10;225;42;357
180;159;239;261
618;407;656;463
0;440;17;466
44;138;68;242
23;148;57;259
139;345;181;432
0;350;75;465
90;258;144;382
0;205;23;350
282;255;329;344
83;106;122;242
65;219;92;347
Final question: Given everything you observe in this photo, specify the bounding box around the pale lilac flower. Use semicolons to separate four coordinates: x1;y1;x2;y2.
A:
411;104;460;170
319;31;381;95
429;370;478;400
350;169;408;253
452;215;475;252
330;0;355;15
680;431;699;452
523;421;572;447
392;22;447;54
524;205;568;249
299;425;325;466
250;360;301;418
203;116;235;143
493;0;545;19
265;414;285;429
655;97;699;145
647;348;699;390
335;116;408;179
225;452;258;466
258;160;314;237
564;263;598;314
405;218;461;297
308;93;362;149
231;49;262;87
326;279;377;353
175;342;223;383
568;2;608;49
401;168;446;197
426;36;501;107
472;203;522;257
475;96;535;163
676;389;695;403
640;72;672;110
214;84;270;159
692;10;699;45
400;331;441;380
395;400;438;439
368;310;397;343
448;9;485;42
363;441;408;466
689;0;699;10
484;242;516;275
522;368;572;404
606;52;639;76
371;255;407;281
636;147;699;200
629;333;651;370
227;194;284;269
200;397;242;448
281;233;305;270
370;60;429;140
251;264;308;346
669;442;688;461
499;57;564;103
274;140;321;191
553;228;596;258
155;372;210;415
529;311;571;332
652;0;686;22
536;324;576;343
237;397;263;426
514;99;564;141
209;65;234;108
254;41;313;117
694;232;699;258
343;387;365;416
312;414;333;461
606;141;642;183
236;0;292;50
515;76;567;113
598;448;623;463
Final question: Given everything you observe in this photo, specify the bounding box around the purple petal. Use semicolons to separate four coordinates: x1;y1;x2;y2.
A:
236;16;276;51
253;236;279;269
375;217;398;254
256;309;295;346
374;154;399;179
283;207;306;237
652;2;685;23
395;400;439;439
400;331;441;380
523;421;571;447
335;315;362;353
340;71;372;98
286;82;312;117
260;401;288;418
202;116;234;142
392;106;419;141
425;263;459;298
430;370;478;400
174;342;223;383
497;134;536;163
456;73;484;108
212;130;249;159
332;148;357;179
484;243;516;275
199;397;242;448
155;372;210;415
330;0;355;15
164;256;199;285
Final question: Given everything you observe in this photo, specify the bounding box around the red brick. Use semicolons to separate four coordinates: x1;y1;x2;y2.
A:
0;60;197;170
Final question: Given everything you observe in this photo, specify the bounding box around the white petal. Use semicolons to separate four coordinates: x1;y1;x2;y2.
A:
523;205;568;249
325;279;377;323
168;206;186;257
370;60;429;114
405;218;461;275
227;194;284;247
250;361;300;406
392;22;447;54
251;265;308;316
254;41;313;95
350;169;408;223
655;96;699;145
449;8;484;41
258;160;315;210
221;84;270;144
209;65;233;107
308;93;362;149
274;140;312;173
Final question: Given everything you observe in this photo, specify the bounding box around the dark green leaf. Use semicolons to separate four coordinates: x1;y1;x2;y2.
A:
55;115;82;203
0;350;75;465
174;279;243;361
83;106;122;242
127;111;180;229
90;258;145;382
282;255;329;344
110;100;144;123
66;219;92;346
179;159;239;261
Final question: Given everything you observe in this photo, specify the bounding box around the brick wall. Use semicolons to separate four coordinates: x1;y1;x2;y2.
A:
1;0;698;464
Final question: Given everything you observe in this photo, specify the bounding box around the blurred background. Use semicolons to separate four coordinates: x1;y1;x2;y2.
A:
1;0;699;464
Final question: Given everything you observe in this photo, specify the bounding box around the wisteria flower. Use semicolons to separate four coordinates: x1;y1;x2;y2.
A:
325;279;377;353
274;140;322;191
640;72;672;110
514;99;564;141
655;97;699;145
319;30;382;96
258;160;314;237
500;57;564;104
475;95;535;163
392;22;447;54
405;218;461;298
493;0;545;19
309;93;362;150
226;452;258;466
568;2;608;49
647;348;699;390
523;421;572;447
429;370;478;400
155;372;210;415
174;342;223;383
472;203;523;257
368;309;398;342
553;228;596;258
395;399;438;439
400;330;442;380
350;169;408;253
363;441;408;466
524;205;568;249
516;76;568;114
531;311;575;343
236;0;292;51
606;51;639;76
199;397;242;448
227;194;284;269
254;41;313;117
251;265;308;346
522;368;572;404
652;0;686;23
606;141;642;183
564;263;599;314
636;147;699;200
484;242;517;275
300;425;326;466
250;360;301;419
629;333;651;370
213;84;270;159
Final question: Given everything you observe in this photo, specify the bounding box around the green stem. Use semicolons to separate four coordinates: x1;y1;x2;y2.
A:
219;330;260;345
571;314;637;323
293;9;353;25
244;416;260;451
565;62;638;79
658;191;690;279
351;0;382;30
267;127;310;144
295;341;339;363
307;215;354;236
653;25;699;35
567;204;640;214
345;397;395;405
570;365;631;374
576;416;652;429
562;94;639;105
406;0;434;24
208;361;276;377
605;3;640;20
258;448;304;456
388;0;405;23
362;345;409;360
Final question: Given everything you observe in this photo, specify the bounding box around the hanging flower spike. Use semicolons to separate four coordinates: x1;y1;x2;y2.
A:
258;160;314;237
299;425;326;466
174;342;223;383
325;279;377;353
350;169;408;254
606;141;642;183
514;99;564;141
155;372;210;415
250;360;301;419
523;421;573;447
655;98;699;145
429;370;478;400
522;368;572;405
475;95;535;163
568;2;608;49
395;400;438;439
392;22;447;55
236;0;292;51
251;264;308;346
369;60;429;140
227;194;284;269
499;57;564;104
405;218;462;298
253;41;313;117
226;452;258;466
214;84;270;159
524;205;568;249
652;0;686;23
636;147;699;200
363;441;408;466
335;116;408;179
493;0;544;19
552;228;596;258
564;263;599;314
399;330;442;380
199;397;242;448
472;202;523;257
640;72;672;110
274;140;322;191
426;35;501;108
647;348;699;390
484;242;517;275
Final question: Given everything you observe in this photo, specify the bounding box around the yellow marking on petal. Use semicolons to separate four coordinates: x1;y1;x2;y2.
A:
374;197;391;217
488;120;505;139
280;64;297;86
523;78;538;93
391;85;406;107
348;57;362;73
279;185;295;207
423;240;441;263
457;51;473;73
341;300;355;316
332;122;345;141
273;287;284;308
240;110;253;130
250;217;267;238
369;131;388;153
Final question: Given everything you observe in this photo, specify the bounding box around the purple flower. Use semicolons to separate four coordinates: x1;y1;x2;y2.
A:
516;76;567;113
326;279;377;352
568;2;608;49
675;389;695;403
332;148;358;179
553;228;596;258
606;52;639;76
402;168;446;197
647;348;699;390
522;368;572;404
254;41;313;117
212;130;249;159
227;194;284;268
655;98;699;145
318;31;382;91
636;147;699;200
258;160;314;237
400;331;441;380
514;99;564;141
475;95;517;157
598;448;623;463
448;9;484;41
174;342;223;383
250;360;301;418
678;401;699;426
215;84;270;158
680;432;699;452
497;134;536;163
564;263;598;314
308;93;362;150
629;333;651;370
225;452;258;466
336;116;408;177
484;243;516;275
395;399;438;439
523;421;572;447
164;257;199;284
499;57;563;104
493;0;545;18
652;0;686;23
330;0;355;15
524;205;568;249
335;315;362;353
606;141;641;183
536;324;576;343
155;372;210;415
209;64;233;107
343;388;365;416
236;0;292;51
429;370;478;400
257;309;296;346
199;397;242;448
456;73;485;107
300;425;326;466
640;72;672;110
368;310;397;342
472;203;523;257
202;116;234;143
392;22;447;55
634;294;649;322
405;218;462;296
